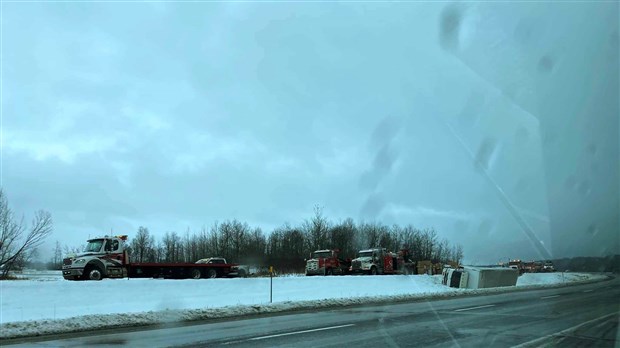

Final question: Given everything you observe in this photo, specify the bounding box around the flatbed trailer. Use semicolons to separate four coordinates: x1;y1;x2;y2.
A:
127;262;236;279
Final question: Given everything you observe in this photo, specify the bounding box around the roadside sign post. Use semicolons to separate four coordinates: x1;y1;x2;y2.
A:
562;270;565;283
269;266;273;303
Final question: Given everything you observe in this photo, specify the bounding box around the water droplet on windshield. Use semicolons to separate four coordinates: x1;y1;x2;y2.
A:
537;55;554;73
439;5;462;51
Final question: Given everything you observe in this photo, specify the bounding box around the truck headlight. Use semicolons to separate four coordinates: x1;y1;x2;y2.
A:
74;259;86;264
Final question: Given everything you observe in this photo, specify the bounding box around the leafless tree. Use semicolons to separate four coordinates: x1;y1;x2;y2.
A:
266;229;282;269
378;225;398;251
420;228;437;260
244;227;266;265
230;219;248;262
182;228;200;262
196;226;210;258
161;231;182;262
433;238;451;263
0;190;53;278
63;244;83;256
50;240;63;269
218;221;234;260
130;226;155;263
329;218;357;258
452;244;464;264
358;222;382;249
304;206;329;251
267;224;306;273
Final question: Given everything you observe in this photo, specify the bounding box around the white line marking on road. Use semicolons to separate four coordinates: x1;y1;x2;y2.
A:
511;312;618;348
454;304;495;312
248;324;355;341
582;289;594;293
540;295;560;299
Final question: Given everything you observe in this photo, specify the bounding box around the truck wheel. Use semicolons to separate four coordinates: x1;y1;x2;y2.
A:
370;267;377;276
85;266;103;281
326;268;333;276
190;268;202;279
238;269;247;278
206;269;217;279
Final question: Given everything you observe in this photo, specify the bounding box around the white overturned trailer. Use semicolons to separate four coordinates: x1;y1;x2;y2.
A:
442;266;519;289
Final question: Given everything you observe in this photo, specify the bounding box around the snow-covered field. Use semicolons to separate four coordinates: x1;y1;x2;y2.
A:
0;271;607;339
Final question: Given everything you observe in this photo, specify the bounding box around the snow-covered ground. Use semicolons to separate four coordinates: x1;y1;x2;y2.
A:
0;272;607;339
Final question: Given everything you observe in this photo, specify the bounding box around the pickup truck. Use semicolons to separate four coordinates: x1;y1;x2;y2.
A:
195;257;250;278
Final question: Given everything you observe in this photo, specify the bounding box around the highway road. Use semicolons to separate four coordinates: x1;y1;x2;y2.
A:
5;276;618;347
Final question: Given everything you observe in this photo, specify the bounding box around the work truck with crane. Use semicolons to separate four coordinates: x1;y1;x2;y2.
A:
62;235;246;280
305;249;351;276
350;248;415;275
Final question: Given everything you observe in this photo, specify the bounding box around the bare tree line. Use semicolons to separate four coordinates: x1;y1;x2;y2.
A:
52;206;461;273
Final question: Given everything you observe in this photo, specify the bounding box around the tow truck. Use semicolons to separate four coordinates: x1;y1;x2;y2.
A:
350;248;415;275
305;249;351;276
62;235;244;280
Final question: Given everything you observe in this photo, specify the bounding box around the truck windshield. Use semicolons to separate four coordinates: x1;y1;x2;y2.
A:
312;251;332;259
358;251;373;258
84;239;104;253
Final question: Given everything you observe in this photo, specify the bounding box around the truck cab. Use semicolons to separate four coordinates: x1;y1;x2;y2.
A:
543;260;556;272
350;248;385;275
305;249;350;276
62;235;129;281
508;259;525;275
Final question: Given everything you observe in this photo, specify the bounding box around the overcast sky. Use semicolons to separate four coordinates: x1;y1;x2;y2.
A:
2;2;618;264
